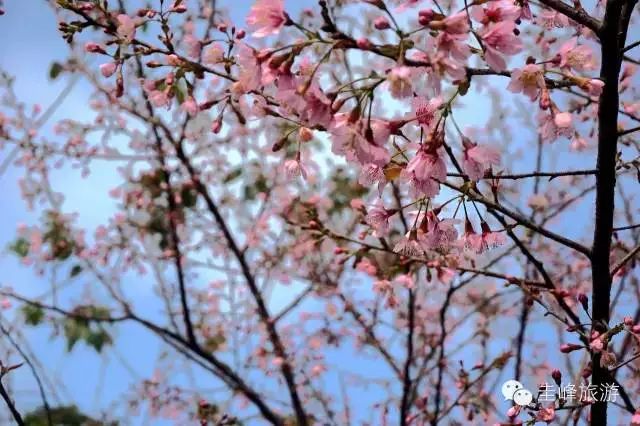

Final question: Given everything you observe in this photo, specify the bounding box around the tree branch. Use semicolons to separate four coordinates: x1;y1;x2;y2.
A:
590;0;637;423
536;0;602;34
0;376;24;426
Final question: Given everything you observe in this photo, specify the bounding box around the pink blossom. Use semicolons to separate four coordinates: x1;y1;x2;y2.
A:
431;52;467;81
283;157;308;180
330;115;390;167
203;43;224;65
481;21;523;71
536;8;569;29
366;202;395;236
462;139;501;180
507;64;545;100
394;230;424;257
356;258;378;276
394;0;421;12
412;96;442;130
387;66;413;99
558;38;597;72
301;85;333;128
393;274;415;290
535;406;555;422
116;14;136;43
631;410;640;426
570;136;588;151
582;78;604;97
599;350;616;368
99;62;117;78
471;1;520;26
310;364;326;377
463;220;505;253
436;33;471;61
420;211;459;252
183;34;201;58
359;163;387;194
554;111;573;128
538;112;574;142
404;148;447;197
441;12;470;35
373;279;393;295
589;333;604;353
235;44;262;92
246;0;287;38
506;405;521;418
181;97;198;116
149;90;170;108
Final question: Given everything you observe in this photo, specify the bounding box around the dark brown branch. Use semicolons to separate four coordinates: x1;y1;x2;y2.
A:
536;0;602;34
443;182;592;257
0;320;52;426
623;40;640;52
131;55;198;346
610;244;640;277
590;0;637;423
447;169;597;180
0;376;24;426
399;289;415;426
618;125;640;137
173;145;308;426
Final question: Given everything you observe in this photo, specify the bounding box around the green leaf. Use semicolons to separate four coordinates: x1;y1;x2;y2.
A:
63;319;89;352
85;329;112;353
49;62;63;80
9;237;30;258
204;334;226;352
69;264;83;278
174;84;185;104
223;168;242;183
22;305;45;326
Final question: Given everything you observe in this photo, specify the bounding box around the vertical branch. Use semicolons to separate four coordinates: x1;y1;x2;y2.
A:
591;1;637;424
399;289;415;426
0;376;24;426
0;320;52;426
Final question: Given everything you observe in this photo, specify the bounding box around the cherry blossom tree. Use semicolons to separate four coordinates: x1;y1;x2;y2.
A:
0;0;640;424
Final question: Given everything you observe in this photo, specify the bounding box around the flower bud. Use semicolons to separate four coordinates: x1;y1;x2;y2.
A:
577;293;589;311
560;343;582;353
374;17;390;30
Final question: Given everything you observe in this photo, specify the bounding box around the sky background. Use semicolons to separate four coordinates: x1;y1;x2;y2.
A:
0;2;274;424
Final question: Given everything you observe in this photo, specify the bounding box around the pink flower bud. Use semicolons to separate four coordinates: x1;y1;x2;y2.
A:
554;112;573;128
374;17;390;30
211;118;222;134
99;62;117;78
84;42;105;54
171;3;187;13
298;127;313;142
418;9;436;26
560;343;582;353
577;293;588;310
236;29;246;39
356;37;373;50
